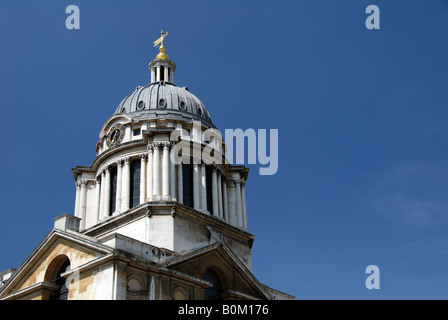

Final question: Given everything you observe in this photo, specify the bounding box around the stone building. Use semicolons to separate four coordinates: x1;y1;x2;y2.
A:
0;37;293;300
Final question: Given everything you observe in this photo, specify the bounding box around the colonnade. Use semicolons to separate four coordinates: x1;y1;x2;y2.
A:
74;141;247;231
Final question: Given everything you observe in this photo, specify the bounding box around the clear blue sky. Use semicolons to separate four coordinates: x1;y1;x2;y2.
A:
1;0;448;299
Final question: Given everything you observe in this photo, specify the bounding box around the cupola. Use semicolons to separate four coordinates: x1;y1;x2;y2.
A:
148;30;176;83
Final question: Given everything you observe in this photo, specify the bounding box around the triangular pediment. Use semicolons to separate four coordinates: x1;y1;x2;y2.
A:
0;228;113;299
165;242;273;300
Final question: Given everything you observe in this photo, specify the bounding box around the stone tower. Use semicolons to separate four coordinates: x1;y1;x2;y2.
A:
0;34;293;300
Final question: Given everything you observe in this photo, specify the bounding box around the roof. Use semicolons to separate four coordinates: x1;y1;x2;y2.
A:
114;81;215;128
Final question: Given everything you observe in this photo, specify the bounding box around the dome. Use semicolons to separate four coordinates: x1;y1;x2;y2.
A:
114;82;215;128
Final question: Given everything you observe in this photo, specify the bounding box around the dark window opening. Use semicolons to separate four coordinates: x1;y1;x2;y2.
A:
133;128;141;136
182;163;194;208
179;101;186;110
51;259;71;300
204;269;222;300
109;166;118;215
130;159;141;208
160;66;165;81
158;98;166;108
137;101;145;110
206;166;213;215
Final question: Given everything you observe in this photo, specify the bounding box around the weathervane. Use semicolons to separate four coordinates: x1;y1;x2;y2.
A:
153;30;169;60
154;30;168;49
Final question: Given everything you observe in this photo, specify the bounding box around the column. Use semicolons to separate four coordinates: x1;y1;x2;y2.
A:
80;179;88;230
140;154;147;204
170;145;176;201
162;142;170;200
74;181;81;218
156;66;161;82
164;67;169;82
115;160;122;214
211;167;218;216
121;157;130;211
222;178;228;222
235;179;243;228
177;163;183;204
217;173;223;219
147;145;153;201
104;167;111;218
241;181;247;229
153;143;161;199
94;178;101;224
193;163;200;210
200;164;207;212
227;180;236;226
99;171;105;219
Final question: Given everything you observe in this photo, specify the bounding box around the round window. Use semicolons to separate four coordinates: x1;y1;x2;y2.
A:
158;99;166;108
179;101;186;111
137;101;145;110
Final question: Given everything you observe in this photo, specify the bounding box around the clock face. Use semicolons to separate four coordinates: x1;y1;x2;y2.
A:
106;123;125;148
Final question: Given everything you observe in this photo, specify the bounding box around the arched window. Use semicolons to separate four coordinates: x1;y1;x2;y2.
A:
130;159;141;208
49;258;71;300
204;269;223;300
109;166;118;215
205;166;213;215
182;164;193;208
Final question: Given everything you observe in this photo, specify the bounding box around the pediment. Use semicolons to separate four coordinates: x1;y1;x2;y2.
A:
165;242;272;300
0;229;112;299
99;114;132;139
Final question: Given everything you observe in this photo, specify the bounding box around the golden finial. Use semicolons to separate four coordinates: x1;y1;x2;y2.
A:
153;30;169;60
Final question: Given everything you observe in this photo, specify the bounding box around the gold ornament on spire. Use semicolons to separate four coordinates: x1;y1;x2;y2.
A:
153;30;169;60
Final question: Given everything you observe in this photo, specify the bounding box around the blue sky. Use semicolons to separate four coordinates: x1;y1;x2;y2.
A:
1;0;448;299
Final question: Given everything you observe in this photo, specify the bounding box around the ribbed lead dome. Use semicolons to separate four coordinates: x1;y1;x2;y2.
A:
114;82;214;128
